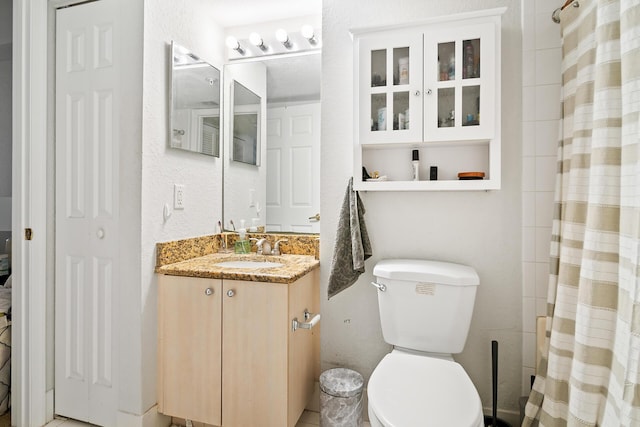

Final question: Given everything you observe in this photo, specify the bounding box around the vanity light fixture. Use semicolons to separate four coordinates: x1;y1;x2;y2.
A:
301;25;317;45
225;36;245;55
275;28;292;49
249;32;268;51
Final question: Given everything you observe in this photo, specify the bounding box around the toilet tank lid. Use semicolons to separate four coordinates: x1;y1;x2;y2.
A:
373;259;479;286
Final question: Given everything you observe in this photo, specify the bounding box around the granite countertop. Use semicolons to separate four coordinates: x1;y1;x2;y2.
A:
156;252;320;284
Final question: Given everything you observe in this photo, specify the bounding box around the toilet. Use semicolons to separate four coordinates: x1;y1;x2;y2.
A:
368;259;484;427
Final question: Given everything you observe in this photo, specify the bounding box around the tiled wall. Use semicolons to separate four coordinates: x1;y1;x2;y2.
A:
521;0;562;395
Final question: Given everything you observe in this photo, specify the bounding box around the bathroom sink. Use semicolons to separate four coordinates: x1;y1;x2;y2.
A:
215;260;284;269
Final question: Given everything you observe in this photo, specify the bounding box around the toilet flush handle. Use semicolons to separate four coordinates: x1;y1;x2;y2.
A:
371;281;386;292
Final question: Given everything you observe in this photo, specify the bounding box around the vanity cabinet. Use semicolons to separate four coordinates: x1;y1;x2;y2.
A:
157;270;319;427
354;9;503;191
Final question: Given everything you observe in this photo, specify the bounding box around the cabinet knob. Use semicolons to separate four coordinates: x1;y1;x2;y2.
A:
205;287;213;296
227;289;235;297
426;89;433;95
414;90;422;96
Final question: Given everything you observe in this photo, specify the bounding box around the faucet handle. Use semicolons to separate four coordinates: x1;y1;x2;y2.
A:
273;239;288;256
255;238;272;255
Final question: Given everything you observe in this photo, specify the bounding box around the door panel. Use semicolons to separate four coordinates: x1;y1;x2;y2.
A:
266;103;320;233
222;280;288;426
55;1;119;424
158;276;222;425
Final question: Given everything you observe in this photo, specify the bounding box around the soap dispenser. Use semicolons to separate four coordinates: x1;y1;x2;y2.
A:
234;229;251;254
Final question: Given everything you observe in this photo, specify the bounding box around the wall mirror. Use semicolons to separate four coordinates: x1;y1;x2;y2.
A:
169;41;221;157
231;80;261;165
223;52;321;234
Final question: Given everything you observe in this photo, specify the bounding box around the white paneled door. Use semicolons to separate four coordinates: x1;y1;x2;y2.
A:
266;103;321;233
55;1;119;425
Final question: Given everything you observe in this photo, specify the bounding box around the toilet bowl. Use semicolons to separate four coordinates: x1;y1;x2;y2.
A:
367;350;483;427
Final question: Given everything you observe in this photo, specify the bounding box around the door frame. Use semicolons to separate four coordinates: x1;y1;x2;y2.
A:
13;1;88;425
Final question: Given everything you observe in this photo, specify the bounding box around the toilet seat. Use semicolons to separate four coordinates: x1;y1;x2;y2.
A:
368;351;484;427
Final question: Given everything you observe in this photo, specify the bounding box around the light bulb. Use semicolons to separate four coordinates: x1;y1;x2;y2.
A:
301;25;315;42
225;36;239;50
275;29;288;43
249;32;267;51
275;29;292;48
225;36;245;55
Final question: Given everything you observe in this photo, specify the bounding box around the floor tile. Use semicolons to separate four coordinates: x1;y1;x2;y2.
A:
298;410;320;425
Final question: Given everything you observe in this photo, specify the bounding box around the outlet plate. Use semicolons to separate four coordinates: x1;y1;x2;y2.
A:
174;184;185;210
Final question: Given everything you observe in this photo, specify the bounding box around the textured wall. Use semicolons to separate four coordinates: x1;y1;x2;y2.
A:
0;0;11;232
141;0;226;413
321;0;523;421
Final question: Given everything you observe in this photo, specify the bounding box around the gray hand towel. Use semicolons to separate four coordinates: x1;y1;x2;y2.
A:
328;177;372;299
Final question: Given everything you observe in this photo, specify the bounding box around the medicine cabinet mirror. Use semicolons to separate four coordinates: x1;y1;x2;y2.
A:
169;41;221;157
231;80;261;166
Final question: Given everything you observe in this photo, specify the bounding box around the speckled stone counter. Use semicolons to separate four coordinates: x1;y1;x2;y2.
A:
156;252;319;284
156;233;320;267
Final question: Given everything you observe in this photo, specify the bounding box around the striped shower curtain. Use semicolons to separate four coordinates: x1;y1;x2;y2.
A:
523;0;640;426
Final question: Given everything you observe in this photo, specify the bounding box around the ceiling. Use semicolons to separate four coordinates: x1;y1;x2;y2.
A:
210;0;322;103
207;0;321;28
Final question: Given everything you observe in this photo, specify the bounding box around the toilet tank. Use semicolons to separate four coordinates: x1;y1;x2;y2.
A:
373;259;480;354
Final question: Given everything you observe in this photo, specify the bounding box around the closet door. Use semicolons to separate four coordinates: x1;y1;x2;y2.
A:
55;0;120;424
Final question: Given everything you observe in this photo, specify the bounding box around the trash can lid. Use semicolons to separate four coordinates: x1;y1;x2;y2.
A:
320;368;364;398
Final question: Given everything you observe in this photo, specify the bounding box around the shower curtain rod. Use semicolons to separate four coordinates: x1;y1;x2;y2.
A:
552;0;580;23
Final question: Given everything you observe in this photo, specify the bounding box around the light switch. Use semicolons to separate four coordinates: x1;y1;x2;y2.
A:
249;188;255;207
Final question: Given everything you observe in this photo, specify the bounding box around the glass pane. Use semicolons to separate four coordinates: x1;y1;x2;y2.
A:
393;92;410;130
371;49;386;87
438;42;455;81
463;38;480;79
462;86;480;127
371;93;387;131
437;88;455;128
393;47;410;85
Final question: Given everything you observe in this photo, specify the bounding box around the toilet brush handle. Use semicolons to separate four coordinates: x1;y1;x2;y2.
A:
492;340;498;424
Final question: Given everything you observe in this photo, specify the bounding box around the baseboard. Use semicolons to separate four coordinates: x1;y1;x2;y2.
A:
117;405;171;427
46;389;54;424
483;407;520;426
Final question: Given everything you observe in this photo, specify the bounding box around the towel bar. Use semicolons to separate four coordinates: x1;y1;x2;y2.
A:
292;309;321;331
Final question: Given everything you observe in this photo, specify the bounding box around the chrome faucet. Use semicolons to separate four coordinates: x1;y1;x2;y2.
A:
273;239;288;256
254;238;272;255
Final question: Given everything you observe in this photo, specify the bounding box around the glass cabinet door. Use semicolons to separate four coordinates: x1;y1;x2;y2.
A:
424;23;496;142
359;33;423;144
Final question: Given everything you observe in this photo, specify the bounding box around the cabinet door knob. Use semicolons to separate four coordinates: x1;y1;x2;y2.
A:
205;287;213;296
415;90;422;96
426;89;433;95
227;289;235;297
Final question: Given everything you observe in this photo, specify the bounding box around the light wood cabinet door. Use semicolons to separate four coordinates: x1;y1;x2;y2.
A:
158;275;222;426
287;270;320;426
222;280;289;427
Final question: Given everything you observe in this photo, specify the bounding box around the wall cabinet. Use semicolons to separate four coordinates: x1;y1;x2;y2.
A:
157;271;319;427
354;9;504;191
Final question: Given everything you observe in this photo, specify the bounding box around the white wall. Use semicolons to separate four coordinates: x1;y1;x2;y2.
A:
140;0;226;414
520;0;561;394
321;0;523;420
0;0;11;237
